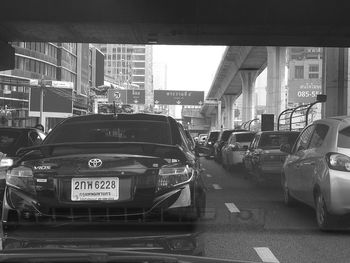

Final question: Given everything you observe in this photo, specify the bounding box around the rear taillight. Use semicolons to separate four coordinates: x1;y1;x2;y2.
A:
0;158;13;168
326;153;350;172
157;165;193;192
6;166;36;193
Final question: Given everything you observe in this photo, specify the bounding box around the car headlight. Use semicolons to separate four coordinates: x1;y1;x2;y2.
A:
326;153;350;172
157;165;194;192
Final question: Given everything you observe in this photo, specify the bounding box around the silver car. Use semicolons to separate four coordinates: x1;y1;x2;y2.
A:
281;116;350;230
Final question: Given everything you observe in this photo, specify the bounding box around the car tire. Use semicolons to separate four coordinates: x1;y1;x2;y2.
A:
282;175;296;206
315;192;335;230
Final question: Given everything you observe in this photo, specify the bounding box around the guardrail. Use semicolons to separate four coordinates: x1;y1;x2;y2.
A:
240;118;259;131
277;95;327;131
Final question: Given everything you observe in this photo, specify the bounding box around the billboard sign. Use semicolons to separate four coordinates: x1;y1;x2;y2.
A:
29;87;73;118
154;90;204;105
288;79;322;104
107;89;145;104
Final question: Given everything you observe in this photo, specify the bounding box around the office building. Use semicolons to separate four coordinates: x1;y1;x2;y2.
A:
94;44;153;111
0;42;104;128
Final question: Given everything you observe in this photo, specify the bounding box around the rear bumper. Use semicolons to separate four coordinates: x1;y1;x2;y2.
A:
2;183;201;223
259;162;283;174
231;152;245;165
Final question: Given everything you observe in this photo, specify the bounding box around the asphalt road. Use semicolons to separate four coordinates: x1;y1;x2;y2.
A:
3;157;350;263
199;157;350;263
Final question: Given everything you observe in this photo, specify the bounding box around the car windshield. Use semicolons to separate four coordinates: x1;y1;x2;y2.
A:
0;130;22;154
338;126;350;148
221;130;234;141
2;3;350;262
208;132;219;142
259;133;299;149
236;133;255;142
45;120;172;145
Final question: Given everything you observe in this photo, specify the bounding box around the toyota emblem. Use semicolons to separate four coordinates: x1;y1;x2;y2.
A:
88;158;102;168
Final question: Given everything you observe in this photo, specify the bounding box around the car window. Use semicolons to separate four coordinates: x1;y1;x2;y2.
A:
38;131;46;141
45;120;172;145
309;124;329;148
0;130;22;154
259;132;299;149
293;125;315;153
229;134;236;144
221;130;234;142
29;131;43;145
338;126;350;148
208;132;219;142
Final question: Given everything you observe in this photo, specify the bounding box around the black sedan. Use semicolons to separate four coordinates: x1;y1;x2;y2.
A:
0;127;46;202
2;114;206;228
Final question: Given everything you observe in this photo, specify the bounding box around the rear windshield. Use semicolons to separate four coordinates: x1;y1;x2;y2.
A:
338;126;350;148
208;132;219;142
45;121;172;145
259;133;299;149
236;133;255;142
0;130;22;154
221;130;234;141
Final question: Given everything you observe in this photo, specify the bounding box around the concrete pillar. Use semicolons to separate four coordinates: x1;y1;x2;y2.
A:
240;70;258;122
223;95;235;129
266;47;287;120
322;48;350;117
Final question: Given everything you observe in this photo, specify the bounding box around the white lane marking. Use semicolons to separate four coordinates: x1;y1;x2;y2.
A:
206;174;212;178
225;202;240;213
212;184;222;190
254;247;280;263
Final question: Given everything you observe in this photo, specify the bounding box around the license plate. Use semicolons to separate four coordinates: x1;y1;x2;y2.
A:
71;177;119;201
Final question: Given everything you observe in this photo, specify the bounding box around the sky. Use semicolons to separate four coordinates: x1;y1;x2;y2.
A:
153;45;227;96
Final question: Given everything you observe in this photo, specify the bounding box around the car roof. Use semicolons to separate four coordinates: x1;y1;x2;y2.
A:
61;113;171;124
231;131;255;135
256;130;300;135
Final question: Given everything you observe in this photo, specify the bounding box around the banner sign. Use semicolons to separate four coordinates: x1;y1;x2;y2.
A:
107;89;145;104
29;87;73;118
288;79;322;104
154;90;204;105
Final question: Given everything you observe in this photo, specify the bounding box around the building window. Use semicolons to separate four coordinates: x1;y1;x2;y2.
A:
294;66;304;79
133;54;145;61
309;73;319;79
309;64;319;72
133;61;145;68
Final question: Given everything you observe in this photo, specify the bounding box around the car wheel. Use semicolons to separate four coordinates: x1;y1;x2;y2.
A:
315;192;334;230
282;175;296;206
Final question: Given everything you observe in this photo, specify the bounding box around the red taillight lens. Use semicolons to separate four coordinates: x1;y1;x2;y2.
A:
157;165;193;192
326;153;350;172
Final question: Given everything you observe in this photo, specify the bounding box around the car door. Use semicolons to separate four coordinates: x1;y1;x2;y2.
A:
299;124;329;205
285;125;315;201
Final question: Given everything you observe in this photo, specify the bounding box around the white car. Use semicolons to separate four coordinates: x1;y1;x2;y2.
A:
281;116;350;230
221;131;255;170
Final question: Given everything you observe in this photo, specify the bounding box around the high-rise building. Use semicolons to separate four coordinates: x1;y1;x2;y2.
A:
94;44;153;110
0;42;104;129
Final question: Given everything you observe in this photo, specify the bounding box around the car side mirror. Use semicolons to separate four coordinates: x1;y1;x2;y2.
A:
280;144;291;154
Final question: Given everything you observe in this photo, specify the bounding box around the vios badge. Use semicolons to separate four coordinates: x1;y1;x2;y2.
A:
88;158;102;168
